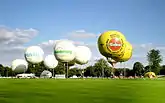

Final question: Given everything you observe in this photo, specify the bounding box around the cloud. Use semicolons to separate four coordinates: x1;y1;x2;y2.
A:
84;43;165;69
37;40;58;56
1;28;165;70
36;38;165;69
66;30;97;39
38;39;87;55
0;26;39;66
0;26;38;45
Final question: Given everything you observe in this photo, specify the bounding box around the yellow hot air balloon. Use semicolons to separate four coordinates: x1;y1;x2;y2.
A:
144;72;156;78
113;41;133;62
98;30;127;58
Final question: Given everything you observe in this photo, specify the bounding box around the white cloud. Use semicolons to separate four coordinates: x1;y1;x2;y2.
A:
0;26;38;45
38;40;57;47
84;42;165;69
37;38;165;69
1;28;165;70
38;41;165;68
66;30;97;39
0;26;39;66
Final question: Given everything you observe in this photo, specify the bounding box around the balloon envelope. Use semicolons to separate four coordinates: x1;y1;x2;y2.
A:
24;46;44;64
97;31;126;59
40;70;52;78
113;41;133;62
144;72;156;78
44;55;58;69
11;59;28;73
54;40;76;62
75;46;92;65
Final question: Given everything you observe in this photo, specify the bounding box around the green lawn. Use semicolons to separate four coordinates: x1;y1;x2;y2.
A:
0;78;165;103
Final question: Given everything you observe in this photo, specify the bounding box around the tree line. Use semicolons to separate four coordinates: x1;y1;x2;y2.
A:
0;49;165;77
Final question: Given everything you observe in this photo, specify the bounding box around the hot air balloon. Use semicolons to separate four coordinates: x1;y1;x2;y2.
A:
44;55;58;77
144;72;156;78
54;40;76;63
54;40;76;78
11;59;28;73
75;46;92;65
98;31;126;59
108;41;133;77
113;41;133;62
44;55;58;69
97;30;133;77
24;46;44;64
74;46;92;78
40;70;52;78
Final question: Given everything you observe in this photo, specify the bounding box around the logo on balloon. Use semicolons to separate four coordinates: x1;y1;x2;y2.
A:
54;47;72;54
107;38;122;52
25;52;41;57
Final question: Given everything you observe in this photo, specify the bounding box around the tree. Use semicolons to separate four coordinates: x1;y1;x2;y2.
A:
84;66;95;77
114;68;123;76
0;64;4;76
0;64;3;68
4;66;12;77
126;69;134;77
133;62;144;76
93;58;111;77
55;62;65;74
36;62;46;76
144;65;150;73
104;67;112;77
26;61;46;76
160;65;165;75
0;64;14;77
68;68;77;77
147;49;163;74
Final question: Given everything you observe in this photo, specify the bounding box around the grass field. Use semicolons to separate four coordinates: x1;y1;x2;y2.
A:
0;79;165;103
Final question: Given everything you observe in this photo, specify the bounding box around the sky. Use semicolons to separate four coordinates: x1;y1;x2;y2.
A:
0;0;165;68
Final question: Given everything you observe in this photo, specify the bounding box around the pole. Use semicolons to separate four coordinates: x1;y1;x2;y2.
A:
64;63;66;78
123;62;126;78
32;64;35;73
82;65;84;78
10;66;13;78
119;62;122;78
53;68;54;78
83;66;84;78
120;62;123;78
111;62;115;78
66;62;68;79
24;69;25;74
102;59;104;78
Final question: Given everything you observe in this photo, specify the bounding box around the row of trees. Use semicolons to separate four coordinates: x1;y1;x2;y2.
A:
133;49;164;76
0;49;165;77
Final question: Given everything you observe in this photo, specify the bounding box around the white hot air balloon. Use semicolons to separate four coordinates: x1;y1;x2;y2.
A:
44;55;58;69
11;59;28;73
75;46;92;65
40;70;52;78
24;46;44;64
54;40;76;62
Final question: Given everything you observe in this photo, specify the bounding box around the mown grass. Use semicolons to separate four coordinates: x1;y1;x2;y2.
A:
0;78;165;103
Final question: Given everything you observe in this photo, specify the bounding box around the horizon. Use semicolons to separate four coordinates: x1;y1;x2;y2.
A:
0;0;165;69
